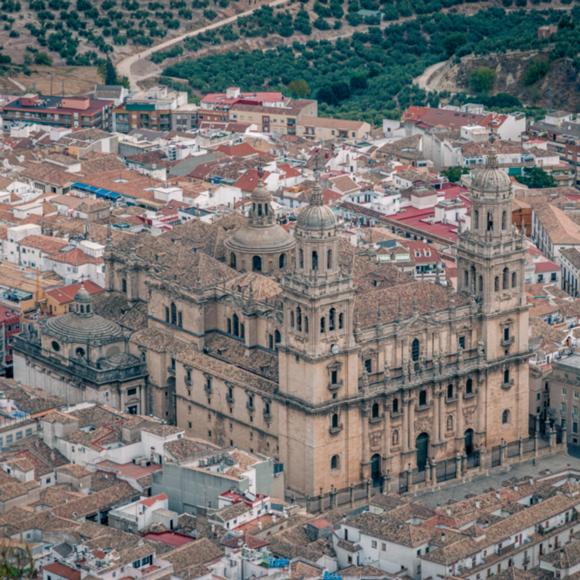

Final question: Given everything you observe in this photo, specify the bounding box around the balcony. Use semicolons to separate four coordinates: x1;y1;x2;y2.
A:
502;379;515;390
167;366;175;376
226;393;235;405
263;411;272;423
247;400;255;413
501;336;515;347
329;424;343;435
328;380;343;392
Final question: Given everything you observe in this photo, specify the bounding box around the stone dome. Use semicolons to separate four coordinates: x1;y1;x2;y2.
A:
44;286;124;344
44;313;124;344
226;222;295;253
471;152;511;195
296;189;337;231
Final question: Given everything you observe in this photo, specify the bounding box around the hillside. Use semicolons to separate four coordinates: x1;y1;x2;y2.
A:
159;7;579;123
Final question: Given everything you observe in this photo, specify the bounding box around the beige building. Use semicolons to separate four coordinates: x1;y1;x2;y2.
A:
229;100;317;136
103;157;531;497
297;116;371;142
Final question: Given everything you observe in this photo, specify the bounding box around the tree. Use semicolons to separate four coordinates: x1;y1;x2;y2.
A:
99;58;119;84
516;167;556;188
287;79;310;97
442;166;467;183
34;51;52;65
443;32;467;58
469;66;495;94
523;60;549;86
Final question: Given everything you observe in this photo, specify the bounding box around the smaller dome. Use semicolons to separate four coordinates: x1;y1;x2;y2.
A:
471;152;511;195
297;189;337;231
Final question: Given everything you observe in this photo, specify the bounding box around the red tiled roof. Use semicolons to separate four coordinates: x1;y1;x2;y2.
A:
216;143;260;158
42;562;81;580
19;234;68;254
144;532;194;547
140;492;168;507
234;168;271;193
49;248;103;266
278;163;301;179
535;260;560;273
45;280;103;304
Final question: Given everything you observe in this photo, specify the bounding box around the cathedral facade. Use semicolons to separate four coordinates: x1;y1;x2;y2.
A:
103;159;530;496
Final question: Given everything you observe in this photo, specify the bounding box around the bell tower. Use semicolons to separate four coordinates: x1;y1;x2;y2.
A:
457;145;529;443
277;186;359;494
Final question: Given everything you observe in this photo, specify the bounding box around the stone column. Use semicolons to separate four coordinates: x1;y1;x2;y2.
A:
407;394;415;452
561;418;568;447
361;404;370;479
455;453;463;479
456;388;464;452
433;387;442;443
402;394;410;452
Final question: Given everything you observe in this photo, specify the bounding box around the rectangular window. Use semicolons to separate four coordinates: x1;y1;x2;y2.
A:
127;388;137;396
458;336;466;349
15;432;22;440
331;370;338;385
365;359;372;373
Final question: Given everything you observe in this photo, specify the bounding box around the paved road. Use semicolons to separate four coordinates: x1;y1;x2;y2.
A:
412;451;580;508
117;0;290;90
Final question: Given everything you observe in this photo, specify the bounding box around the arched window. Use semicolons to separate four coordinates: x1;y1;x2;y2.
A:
502;210;507;230
296;307;302;332
392;398;399;414
447;415;454;431
464;270;469;289
411;338;420;362
474;209;479;230
371;402;380;419
338;312;344;329
466;378;473;395
327;249;333;269
299;249;304;269
121;278;127;293
252;255;262;272
502;409;511;424
170;302;177;325
75;347;85;358
487;210;494;232
504;368;510;385
479;276;483;292
227;319;232;334
274;329;281;345
331;413;339;429
290;311;294;328
304;316;309;333
494;276;500;292
230;253;237;269
240;323;245;339
329;308;336;331
269;334;274;350
511;271;517;288
233;313;240;337
279;253;286;269
320;317;326;333
392;429;399;446
503;267;509;290
312;251;318;271
330;454;340;470
419;390;427;407
164;306;170;323
447;384;454;400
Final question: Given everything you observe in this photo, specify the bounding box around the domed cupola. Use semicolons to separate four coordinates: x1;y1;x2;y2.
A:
225;172;295;275
471;147;512;200
296;188;337;235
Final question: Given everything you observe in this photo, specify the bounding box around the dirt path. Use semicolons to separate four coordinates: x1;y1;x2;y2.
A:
413;60;451;91
116;0;291;90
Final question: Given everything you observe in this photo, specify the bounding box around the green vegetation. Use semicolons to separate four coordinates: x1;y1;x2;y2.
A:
469;67;495;95
442;166;469;182
516;167;557;188
162;8;579;123
523;59;550;85
1;0;245;65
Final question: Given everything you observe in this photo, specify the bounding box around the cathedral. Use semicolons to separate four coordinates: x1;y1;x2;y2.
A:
22;156;531;496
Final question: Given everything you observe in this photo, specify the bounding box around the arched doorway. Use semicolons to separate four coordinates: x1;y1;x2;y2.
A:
252;255;262;272
370;453;381;487
416;433;429;472
464;428;474;456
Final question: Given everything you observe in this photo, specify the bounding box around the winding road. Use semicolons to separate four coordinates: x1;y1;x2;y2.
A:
117;0;290;90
